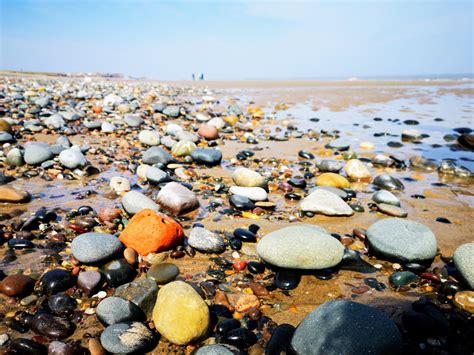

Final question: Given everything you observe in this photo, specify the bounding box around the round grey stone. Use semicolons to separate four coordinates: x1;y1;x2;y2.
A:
24;142;53;165
58;146;87;169
96;297;145;326
100;322;154;354
372;190;400;206
145;166;169;184
142;146;172;165
191;148;222;165
188;227;226;253
453;243;474;290
71;232;123;263
122;190;159;215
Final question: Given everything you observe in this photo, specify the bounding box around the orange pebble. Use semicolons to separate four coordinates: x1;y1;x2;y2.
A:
233;261;248;271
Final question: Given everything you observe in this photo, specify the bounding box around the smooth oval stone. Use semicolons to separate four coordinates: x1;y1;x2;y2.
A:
247;261;265;274
10;338;47;354
58;146;87;169
257;225;343;269
233;228;256;242
100;322;155;354
229;195;255;210
0;274;35;297
229;186;268;201
77;270;101;295
188;227;226;253
366;218;437;264
96;296;145;325
24;142;53;165
300;189;353;216
310;186;348;200
216;318;241;335
373;174;405;191
194;344;241;355
71;232;123;264
344;159;371;179
377;203;408;218
122;190;159;215
190;148;222;166
389;271;418;287
142;146;172;165
291;300;402;355
48;341;80;355
339;248;377;273
453;243;474;290
372;190;400;206
265;323;296;355
147;263;179;284
48;293;76;316
101;259;136;288
453;291;474;313
275;269;301;290
231;168;265;187
114;278;159;316
326;138;350;151
317;160;344;172
299;150;314;159
41;269;76;295
138;130;160;146
8;238;34;249
224;328;258;349
31;313;75;339
145;166;169;184
156;182;199;215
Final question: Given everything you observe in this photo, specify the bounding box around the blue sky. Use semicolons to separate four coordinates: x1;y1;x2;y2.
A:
1;0;473;80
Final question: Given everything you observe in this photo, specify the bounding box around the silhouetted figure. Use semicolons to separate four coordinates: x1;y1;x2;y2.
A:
192;73;195;81
199;73;204;81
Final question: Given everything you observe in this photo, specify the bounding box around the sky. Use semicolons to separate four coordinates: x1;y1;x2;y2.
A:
0;0;473;80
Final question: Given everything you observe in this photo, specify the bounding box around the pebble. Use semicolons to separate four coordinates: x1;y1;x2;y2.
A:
453;243;474;290
48;293;76;316
366;218;437;263
171;139;197;157
77;270;102;295
326;138;350;151
229;194;255;210
24;142;53;165
194;344;241;354
317;160;343;172
453;291;474;313
114;278;159;316
145;166;169;184
71;232;123;263
300;188;354;216
110;176;131;193
10;337;47;353
232;168;266;187
229;186;268;201
100;321;155;354
31;313;75;339
89;338;106;355
191;148;222;165
152;281;210;345
224;328;258;349
188;227;226;253
142;146;172;165
0;274;35;296
372;190;400;206
96;296;145;325
101;259;136;288
377;203;408;217
58;146;87;169
257;225;344;269
121;190;159;215
389;271;418;287
275;269;301;290
344;159;371;179
291;300;402;354
41;269;76;295
373;174;405;191
0;185;31;203
316;173;350;188
197;124;219;140
157;182;199;215
147;263;180;284
138;130;160;146
265;324;295;354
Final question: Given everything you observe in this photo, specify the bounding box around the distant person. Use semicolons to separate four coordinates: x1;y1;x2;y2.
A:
192;73;195;81
199;73;204;81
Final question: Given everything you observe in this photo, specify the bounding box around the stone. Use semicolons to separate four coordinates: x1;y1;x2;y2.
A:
96;296;145;325
300;189;354;216
58;146;87;169
0;185;31;203
6;148;24;166
191;148;222;165
110;176;131;193
366;218;437;263
165;123;183;136
0;118;12;132
142;146;172;165
138;130;160;146
124;113;143;127
171;140;197;157
24;142;53;165
147;263;180;284
103;93;123;107
229;186;268;201
207;117;226;129
152;281;210;345
89;338;106;355
157;182;199;215
77;270;102;295
275;269;301;290
145;166;169;184
121;190;159;215
458;134;474;150
100;322;155;354
310;186;348;200
402;129;422;141
41;269;76;295
194;344;240;354
188;227;226;253
316;173;350;188
115;278;158;316
232;168;266;187
373;174;405;191
257;225;344;269
326;138;350;151
197;124;219;140
377;203;408;217
291;300;402;355
71;232;123;263
161;135;177;149
101;122;115;133
48;341;79;355
229;195;255;210
0;274;35;296
31;313;75;339
48;293;76;316
372;190;400;206
119;208;184;255
453;243;474;290
44;114;65;129
344;159;371;179
101;259;136;288
163;106;180;117
389;271;418;287
453;291;474;313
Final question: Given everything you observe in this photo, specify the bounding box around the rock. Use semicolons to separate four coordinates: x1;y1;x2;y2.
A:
163;106;180;117
194;344;241;354
115;278;159;316
96;296;145;326
58;146;87;169
138;130;160;146
257;225;344;269
317;160;343;172
0;132;14;143
142;146;172;165
103;93;123;107
224;328;258;349
275;269;301;290
453;291;474;313
377;203;407;217
310;186;348;200
0;185;31;203
121;190;159;215
300;189;354;216
326;138;350;151
152;281;210;345
6;148;24;166
291;300;402;355
0;118;12;132
147;263;180;284
265;324;296;355
229;186;268;201
31;313;75;339
458;134;474;150
372;190;400;206
89;338;106;355
316;173;350;188
119;208;184;255
124;114;143;127
48;341;79;355
344;159;371;179
207;117;226;129
101;259;136;288
165;123;183;136
410;156;437;171
171;140;197;157
145;166;169;184
41;269;76;295
157;182;199;215
48;293;76;316
24;142;53;165
232;168;266;187
110;176;131;193
188;227;226;253
453;243;474;290
0;274;35;296
191;148;222;165
366;218;437;263
198;125;219;140
77;270;102;295
101;122;115;133
229;195;255;210
10;338;47;354
389;271;418;287
44;114;66;129
161;135;177;149
71;232;123;263
373;174;405;191
402;129;422;141
100;322;155;354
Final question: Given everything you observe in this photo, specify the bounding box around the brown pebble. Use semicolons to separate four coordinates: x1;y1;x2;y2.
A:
352;285;370;294
213;290;230;307
352;228;366;241
89;338;106;355
48;233;66;243
98;208;121;223
248;282;269;296
170;250;185;259
341;236;354;246
0;274;35;297
124;247;137;265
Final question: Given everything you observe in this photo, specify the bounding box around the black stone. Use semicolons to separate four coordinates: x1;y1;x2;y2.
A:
248;224;260;234
288;178;306;189
298;150;314;159
216;319;241;335
247;261;265;274
48;293;76;316
101;259;136;288
275;269;301;290
224;328;258;349
210;304;233;319
10;338;47;355
8;238;35;249
233;228;256;242
41;269;76;295
436;217;451;224
31;313;75;339
229;238;242;251
229;195;255;210
265;323;295;355
284;193;301;200
339;249;377;273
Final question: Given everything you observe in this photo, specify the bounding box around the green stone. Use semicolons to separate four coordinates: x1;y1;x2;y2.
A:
389;271;418;287
147;263;179;284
